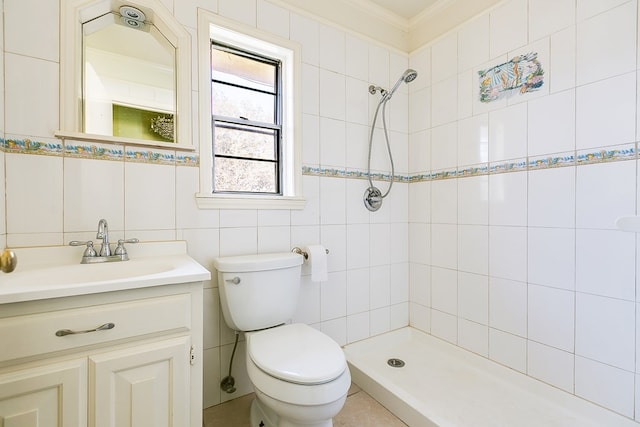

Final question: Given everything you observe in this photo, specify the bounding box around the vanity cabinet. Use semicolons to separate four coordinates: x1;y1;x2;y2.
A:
0;281;203;427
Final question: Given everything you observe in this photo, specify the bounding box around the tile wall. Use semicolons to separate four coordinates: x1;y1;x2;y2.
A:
5;0;640;421
1;0;409;409
408;0;640;420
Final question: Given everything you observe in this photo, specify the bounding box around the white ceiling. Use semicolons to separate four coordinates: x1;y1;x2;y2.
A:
363;0;442;20
273;0;503;51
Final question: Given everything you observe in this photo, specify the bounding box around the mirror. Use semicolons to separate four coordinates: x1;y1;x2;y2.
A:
58;0;193;150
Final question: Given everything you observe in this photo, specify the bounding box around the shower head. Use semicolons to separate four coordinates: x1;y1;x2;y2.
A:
386;69;418;100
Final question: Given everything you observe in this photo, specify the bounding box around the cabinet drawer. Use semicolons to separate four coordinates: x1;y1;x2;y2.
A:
0;293;191;363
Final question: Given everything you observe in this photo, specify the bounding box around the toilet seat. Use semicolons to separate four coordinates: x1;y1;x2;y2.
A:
248;323;346;385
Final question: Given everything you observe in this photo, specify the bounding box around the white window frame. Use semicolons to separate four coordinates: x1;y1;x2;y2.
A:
196;10;305;209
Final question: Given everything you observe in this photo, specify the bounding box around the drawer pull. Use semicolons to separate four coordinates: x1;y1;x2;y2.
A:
55;322;115;337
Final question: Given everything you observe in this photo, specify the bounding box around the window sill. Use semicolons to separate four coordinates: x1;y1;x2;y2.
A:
195;193;306;210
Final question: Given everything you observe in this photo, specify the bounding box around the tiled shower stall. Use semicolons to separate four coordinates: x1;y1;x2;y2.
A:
3;0;640;422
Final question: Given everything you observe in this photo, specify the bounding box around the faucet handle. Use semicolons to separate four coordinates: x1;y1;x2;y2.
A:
69;240;97;257
114;238;139;257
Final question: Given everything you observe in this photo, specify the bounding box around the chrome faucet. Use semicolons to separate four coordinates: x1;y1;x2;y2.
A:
69;219;139;263
96;218;111;256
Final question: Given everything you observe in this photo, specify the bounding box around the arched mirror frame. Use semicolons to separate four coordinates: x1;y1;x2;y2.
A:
57;0;193;151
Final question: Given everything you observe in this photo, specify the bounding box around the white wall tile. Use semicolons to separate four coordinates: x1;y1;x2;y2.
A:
458;114;489;166
577;0;632;22
576;229;635;300
322;317;347;346
319;117;346;168
369;223;390;266
576;161;636;229
458;225;488;275
409;181;430;223
489;0;528;58
489;277;527;337
457;70;473;119
321;225;347;272
176;167;219;229
346;78;369;126
6;153;63;236
576;73;636;150
345;34;369;81
409;46;431;90
370;306;390;336
370;265;390;309
431;77;458;127
257;0;289;38
528;284;575;352
576;293;635;371
5;0;58;61
347;312;370;343
458;176;489;225
528;167;575;228
431;32;458;83
529;0;575;41
347;268;370;315
257;226;291;253
319;24;345;74
575;356;635;418
489;171;527;226
431;224;457;269
431;310;458;344
458;319;488;356
409;263;431;307
369;44;390;92
218;0;256;26
64;157;124;233
489;328;526;373
528;227;575;290
488;103;527;162
220;210;257;228
577;2;636;86
431;267;457;315
320;177;346;225
409;223;430;265
319;70;346;121
431;179;457;223
528;90;575;156
390;302;409;330
528;342;574;393
290;13;319;65
5;54;58;138
550;27;576;93
431;122;457;171
301;64;319;115
219;227;257;256
489;226;527;282
293;275;321;324
321;271;346;320
346;224;369;269
458;14;489;72
458;272;488;324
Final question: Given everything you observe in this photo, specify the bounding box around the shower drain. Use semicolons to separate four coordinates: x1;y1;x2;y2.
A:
387;358;405;368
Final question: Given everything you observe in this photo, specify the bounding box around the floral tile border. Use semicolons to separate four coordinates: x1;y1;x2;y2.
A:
303;143;637;182
0;137;200;167
1;137;636;178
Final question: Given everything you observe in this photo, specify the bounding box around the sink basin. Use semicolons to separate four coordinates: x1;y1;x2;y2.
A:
3;258;174;287
0;242;211;304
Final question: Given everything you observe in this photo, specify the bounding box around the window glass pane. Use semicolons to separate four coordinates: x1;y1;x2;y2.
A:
214;125;276;160
212;82;275;123
214;157;277;193
212;48;276;93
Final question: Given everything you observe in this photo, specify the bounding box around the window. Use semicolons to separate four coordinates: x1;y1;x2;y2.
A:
211;43;281;194
196;12;304;209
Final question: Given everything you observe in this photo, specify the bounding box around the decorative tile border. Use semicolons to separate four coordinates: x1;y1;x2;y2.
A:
303;143;638;182
0;137;200;167
1;138;637;178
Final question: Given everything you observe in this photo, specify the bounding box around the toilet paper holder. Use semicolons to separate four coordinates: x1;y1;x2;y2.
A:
291;246;329;260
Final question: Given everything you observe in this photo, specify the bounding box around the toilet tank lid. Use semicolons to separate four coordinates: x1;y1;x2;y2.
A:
213;252;303;273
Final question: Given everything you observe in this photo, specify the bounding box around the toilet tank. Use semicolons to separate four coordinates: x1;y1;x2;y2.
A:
213;252;304;332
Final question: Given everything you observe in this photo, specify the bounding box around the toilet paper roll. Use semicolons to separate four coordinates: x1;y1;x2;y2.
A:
306;245;328;282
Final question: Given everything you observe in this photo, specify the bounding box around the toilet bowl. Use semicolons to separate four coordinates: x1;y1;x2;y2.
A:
246;324;351;426
213;253;351;427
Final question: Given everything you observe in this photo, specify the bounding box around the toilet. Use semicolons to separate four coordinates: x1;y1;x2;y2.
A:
213;252;351;427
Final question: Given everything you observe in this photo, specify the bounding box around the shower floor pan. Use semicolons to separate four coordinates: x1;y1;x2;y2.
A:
344;327;637;427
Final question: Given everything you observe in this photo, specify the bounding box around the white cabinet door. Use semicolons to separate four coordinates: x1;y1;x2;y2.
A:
90;336;191;427
0;359;87;427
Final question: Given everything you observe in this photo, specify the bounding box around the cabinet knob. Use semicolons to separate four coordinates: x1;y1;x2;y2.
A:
0;248;17;273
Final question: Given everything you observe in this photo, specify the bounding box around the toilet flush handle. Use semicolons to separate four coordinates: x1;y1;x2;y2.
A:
225;276;241;285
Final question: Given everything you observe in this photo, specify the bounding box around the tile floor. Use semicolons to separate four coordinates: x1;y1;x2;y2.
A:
203;383;408;426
